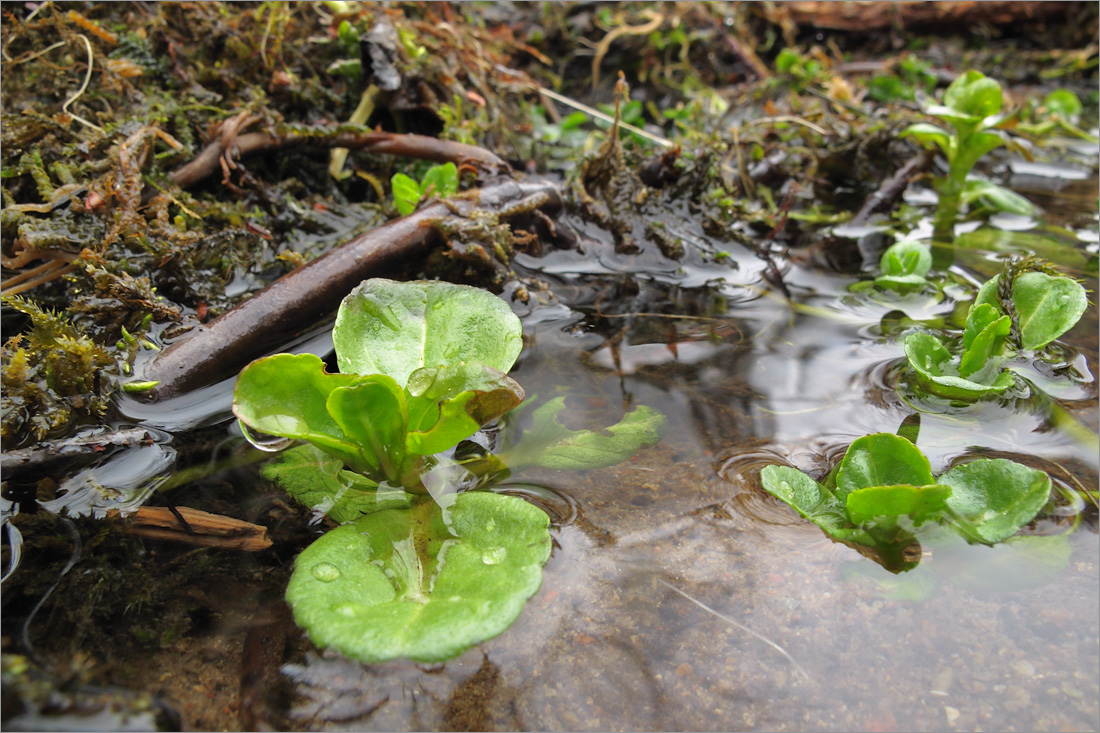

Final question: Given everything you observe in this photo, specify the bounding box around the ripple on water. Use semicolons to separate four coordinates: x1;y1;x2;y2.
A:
712;439;850;542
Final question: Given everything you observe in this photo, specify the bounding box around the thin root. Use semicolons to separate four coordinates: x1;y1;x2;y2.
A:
657;577;813;683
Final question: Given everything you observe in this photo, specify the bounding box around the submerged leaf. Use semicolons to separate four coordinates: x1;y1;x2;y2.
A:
332;279;523;386
500;396;666;470
940;459;1052;544
285;492;551;663
261;445;411;523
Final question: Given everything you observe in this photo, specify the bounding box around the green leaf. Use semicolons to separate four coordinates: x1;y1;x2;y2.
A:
760;464;822;509
500;397;667;470
959;303;1010;378
1009;271;1088;350
960;179;1037;216
942;71;1003;119
285;492;551;663
880;240;932;279
904;331;1015;400
332;279;523;387
758;465;878;550
419;162;458;199
327;375;409;481
949;130;1007;177
391;173;422;216
232;354;370;472
845;484;952;526
902;123;952;157
835;433;934;501
1042;89;1082;122
261;445;412;523
404;363;525;456
940;459;1052;544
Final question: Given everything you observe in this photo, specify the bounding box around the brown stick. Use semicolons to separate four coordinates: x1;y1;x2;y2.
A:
168;129;509;190
781;1;1070;32
142;177;562;399
115;506;272;552
849;149;936;226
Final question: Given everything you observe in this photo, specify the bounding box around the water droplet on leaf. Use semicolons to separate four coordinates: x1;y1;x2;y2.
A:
481;547;506;565
312;562;342;582
240;422;294;453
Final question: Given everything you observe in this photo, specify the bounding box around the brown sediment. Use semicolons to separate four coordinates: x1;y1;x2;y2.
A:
849;148;936;226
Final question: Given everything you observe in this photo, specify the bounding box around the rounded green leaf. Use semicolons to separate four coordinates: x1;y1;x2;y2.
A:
391;173;421;216
880;240;932;280
232;353;369;471
836;433;934;501
1043;89;1082;122
940;458;1052;544
333;279;523;386
286;492;551;663
1009;271;1088;350
942;71;1002;118
959;304;1010;378
904;331;1014;400
404;363;525;457
845;484;952;526
760;465;822;512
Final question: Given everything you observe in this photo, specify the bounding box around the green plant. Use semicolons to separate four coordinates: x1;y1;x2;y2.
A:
902;71;1034;240
872;239;933;292
390;162;459;216
760;431;1053;572
1016;89;1098;141
866;56;937;103
233;279;666;663
773;47;826;90
903;257;1088;401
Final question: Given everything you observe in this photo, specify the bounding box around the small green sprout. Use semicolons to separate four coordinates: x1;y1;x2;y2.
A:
390;162;459;216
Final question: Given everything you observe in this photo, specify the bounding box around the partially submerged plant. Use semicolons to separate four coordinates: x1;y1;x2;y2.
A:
903;257;1088;401
760;431;1053;572
871;238;933;292
903;70;1035;239
233;278;665;663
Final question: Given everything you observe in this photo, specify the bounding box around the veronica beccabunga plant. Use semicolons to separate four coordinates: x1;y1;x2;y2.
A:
903;70;1035;240
760;432;1054;573
232;278;665;663
903;257;1088;402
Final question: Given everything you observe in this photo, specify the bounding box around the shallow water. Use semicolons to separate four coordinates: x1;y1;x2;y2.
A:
3;155;1098;733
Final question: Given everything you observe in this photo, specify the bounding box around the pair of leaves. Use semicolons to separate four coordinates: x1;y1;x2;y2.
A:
286;491;551;663
391;162;459;216
760;433;1052;571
